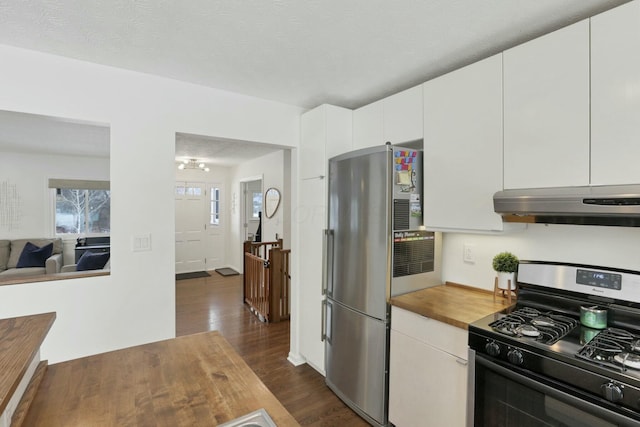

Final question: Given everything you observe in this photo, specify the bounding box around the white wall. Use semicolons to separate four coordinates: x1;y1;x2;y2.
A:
0;150;109;239
0;44;302;363
442;224;640;291
228;149;288;272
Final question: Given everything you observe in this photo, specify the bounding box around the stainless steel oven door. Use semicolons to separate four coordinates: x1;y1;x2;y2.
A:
470;352;640;427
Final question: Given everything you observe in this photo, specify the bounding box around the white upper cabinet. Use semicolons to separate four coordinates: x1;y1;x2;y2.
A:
325;106;354;160
300;104;352;179
383;85;423;145
423;54;504;231
353;85;423;150
591;1;640;185
503;20;590;189
353;100;383;150
300;107;326;179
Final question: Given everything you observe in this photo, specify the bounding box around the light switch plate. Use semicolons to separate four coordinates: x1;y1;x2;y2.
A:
132;234;151;252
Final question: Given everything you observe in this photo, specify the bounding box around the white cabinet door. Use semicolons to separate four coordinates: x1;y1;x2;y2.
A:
503;20;590;189
354;85;422;150
389;307;468;427
300;107;326;180
591;1;640;185
383;85;423;144
297;104;352;372
297;177;326;372
423;54;504;231
353;100;383;150
324;105;353;159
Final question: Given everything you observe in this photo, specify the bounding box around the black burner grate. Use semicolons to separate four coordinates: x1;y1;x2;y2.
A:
577;328;640;372
489;307;579;345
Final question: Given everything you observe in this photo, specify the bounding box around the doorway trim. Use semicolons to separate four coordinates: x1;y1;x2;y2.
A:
239;175;263;243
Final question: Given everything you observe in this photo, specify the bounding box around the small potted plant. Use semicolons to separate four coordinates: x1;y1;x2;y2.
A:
492;251;519;290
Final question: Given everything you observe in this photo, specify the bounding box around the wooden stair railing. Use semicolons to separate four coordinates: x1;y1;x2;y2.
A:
243;239;290;323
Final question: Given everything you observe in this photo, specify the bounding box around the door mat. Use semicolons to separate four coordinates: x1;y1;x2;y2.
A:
215;267;240;277
176;271;211;280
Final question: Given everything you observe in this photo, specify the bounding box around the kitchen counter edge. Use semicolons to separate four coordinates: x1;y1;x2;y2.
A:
390;282;513;330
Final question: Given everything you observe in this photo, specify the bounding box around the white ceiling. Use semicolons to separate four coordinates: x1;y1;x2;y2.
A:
175;133;286;167
0;110;109;158
0;0;630;164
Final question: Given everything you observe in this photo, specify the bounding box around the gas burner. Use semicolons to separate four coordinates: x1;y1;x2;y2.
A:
516;324;540;337
614;353;640;370
495;324;517;336
489;307;578;345
531;316;554;327
577;328;640;372
519;307;542;317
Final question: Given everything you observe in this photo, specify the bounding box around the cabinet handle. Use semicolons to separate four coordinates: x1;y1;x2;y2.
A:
456;358;468;366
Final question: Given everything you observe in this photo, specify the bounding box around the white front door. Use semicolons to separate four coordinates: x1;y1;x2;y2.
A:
175;182;206;273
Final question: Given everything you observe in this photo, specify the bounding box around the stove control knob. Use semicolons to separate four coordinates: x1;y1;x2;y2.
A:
485;341;500;357
601;382;624;403
507;349;524;366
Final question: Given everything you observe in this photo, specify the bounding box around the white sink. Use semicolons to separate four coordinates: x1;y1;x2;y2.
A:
218;408;277;427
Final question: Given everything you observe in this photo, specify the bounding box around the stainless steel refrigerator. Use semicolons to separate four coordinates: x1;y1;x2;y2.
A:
322;144;441;427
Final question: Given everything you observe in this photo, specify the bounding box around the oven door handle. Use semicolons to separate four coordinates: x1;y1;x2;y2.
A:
476;355;638;426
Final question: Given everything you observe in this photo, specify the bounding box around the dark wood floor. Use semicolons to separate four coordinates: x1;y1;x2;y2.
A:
176;273;368;426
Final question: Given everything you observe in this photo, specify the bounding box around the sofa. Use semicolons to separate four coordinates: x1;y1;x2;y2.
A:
0;238;63;279
61;257;110;273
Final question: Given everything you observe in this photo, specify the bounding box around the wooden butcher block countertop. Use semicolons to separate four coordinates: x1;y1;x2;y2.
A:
0;312;55;415
24;330;298;427
391;282;514;330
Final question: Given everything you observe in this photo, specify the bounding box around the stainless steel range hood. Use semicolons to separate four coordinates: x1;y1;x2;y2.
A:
494;184;640;227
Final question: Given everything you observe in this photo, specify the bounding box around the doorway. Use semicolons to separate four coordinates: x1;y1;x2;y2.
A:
175;181;226;273
241;178;262;242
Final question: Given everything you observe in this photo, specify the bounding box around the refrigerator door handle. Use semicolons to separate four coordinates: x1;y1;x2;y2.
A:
323;300;332;344
321;300;326;342
322;229;334;297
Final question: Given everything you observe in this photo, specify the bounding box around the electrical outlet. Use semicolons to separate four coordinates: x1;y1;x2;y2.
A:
463;243;475;263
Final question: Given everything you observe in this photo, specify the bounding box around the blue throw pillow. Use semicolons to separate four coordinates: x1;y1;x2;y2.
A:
16;242;54;268
76;251;110;271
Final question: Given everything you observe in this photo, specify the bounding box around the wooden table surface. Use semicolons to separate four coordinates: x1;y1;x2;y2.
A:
391;282;513;330
24;331;299;426
0;312;55;414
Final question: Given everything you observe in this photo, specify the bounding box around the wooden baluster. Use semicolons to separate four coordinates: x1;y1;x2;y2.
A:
270;247;282;323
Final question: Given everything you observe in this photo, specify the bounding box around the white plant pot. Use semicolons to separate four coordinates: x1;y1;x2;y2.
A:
497;272;516;290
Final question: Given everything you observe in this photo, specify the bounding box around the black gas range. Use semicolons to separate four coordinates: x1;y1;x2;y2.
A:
468;261;640;426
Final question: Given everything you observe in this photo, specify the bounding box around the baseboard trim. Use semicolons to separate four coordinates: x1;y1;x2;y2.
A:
287;352;306;366
305;360;326;376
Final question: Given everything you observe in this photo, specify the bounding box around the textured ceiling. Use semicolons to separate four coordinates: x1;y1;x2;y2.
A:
0;0;630;165
0;0;630;110
0;110;282;166
175;133;286;167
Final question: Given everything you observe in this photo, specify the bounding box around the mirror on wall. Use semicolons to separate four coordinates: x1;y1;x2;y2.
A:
0;110;111;285
264;187;281;218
